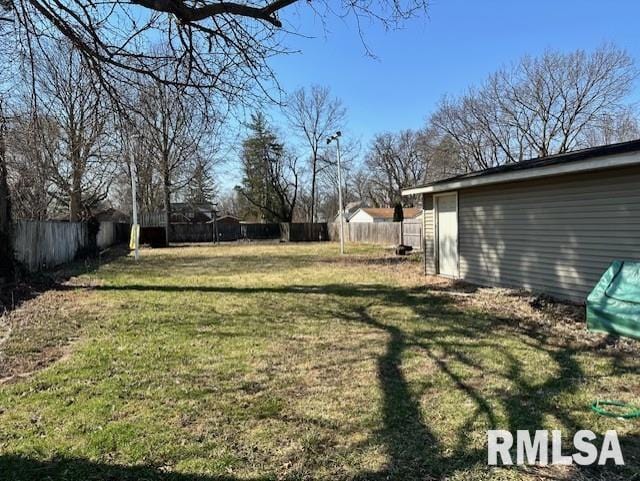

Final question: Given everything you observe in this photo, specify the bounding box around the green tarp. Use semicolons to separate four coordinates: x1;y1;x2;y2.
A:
587;260;640;340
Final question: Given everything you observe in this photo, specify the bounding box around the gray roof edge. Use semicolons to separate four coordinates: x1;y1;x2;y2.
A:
402;139;640;195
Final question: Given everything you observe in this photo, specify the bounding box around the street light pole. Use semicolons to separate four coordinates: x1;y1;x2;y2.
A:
328;131;345;255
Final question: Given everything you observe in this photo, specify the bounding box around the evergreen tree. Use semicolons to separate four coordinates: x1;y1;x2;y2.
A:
185;157;216;205
236;113;298;222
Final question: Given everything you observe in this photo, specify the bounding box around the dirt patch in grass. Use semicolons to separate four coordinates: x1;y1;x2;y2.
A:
0;281;101;383
0;248;127;383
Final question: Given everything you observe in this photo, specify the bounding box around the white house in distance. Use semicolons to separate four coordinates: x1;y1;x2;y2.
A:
347;207;422;223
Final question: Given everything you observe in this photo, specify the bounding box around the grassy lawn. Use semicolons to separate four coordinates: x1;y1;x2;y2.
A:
0;243;638;480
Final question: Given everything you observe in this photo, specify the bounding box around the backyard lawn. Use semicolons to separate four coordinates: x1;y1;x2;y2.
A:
0;243;638;480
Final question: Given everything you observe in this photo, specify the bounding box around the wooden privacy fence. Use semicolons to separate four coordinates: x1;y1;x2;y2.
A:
402;218;423;249
97;222;130;249
328;220;423;249
241;223;280;239
170;223;215;243
159;223;280;243
216;223;241;241
150;222;330;243
280;223;329;242
13;220;129;272
140;211;165;227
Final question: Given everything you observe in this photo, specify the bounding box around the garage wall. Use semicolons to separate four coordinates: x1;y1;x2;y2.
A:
422;194;436;274
457;165;640;302
348;210;374;223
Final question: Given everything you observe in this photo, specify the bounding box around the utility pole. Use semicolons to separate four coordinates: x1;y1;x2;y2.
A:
129;137;140;260
327;131;345;255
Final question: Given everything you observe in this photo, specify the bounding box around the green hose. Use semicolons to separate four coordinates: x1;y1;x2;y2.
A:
591;400;640;419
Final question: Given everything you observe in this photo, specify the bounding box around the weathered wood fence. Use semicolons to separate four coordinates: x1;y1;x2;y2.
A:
96;222;130;249
328;219;423;249
13;220;129;272
140;211;164;227
280;223;329;242
157;223;282;243
141;219;330;243
170;223;215;243
403;218;423;249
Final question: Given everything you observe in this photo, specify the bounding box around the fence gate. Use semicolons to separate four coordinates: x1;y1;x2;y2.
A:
402;218;423;249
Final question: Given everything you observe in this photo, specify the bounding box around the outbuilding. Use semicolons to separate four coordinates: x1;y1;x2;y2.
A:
402;139;640;302
216;214;241;225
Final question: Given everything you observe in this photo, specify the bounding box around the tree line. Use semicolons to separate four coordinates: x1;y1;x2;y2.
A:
0;0;429;281
227;44;639;222
2;40;219;235
3;43;638;229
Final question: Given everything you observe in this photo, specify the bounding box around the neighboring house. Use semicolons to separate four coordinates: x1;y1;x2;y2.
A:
347;207;422;223
402;139;640;302
215;214;241;225
170;202;216;223
332;201;364;223
344;200;364;213
209;214;242;242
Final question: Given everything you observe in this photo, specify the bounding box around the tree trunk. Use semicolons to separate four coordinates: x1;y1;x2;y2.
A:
163;171;171;246
310;154;317;223
0;106;14;283
69;173;82;221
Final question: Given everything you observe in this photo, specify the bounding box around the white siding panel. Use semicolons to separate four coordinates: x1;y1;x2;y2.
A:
457;166;640;302
423;194;436;274
348;210;374;223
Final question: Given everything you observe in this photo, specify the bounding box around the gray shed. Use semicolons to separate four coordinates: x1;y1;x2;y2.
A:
402;139;640;303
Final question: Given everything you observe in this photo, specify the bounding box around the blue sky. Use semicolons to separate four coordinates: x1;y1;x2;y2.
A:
220;0;640;186
274;0;640;136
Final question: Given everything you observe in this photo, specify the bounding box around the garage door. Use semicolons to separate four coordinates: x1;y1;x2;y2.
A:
437;193;458;277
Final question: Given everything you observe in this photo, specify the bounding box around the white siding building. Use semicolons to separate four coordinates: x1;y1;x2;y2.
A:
402;139;640;302
347;207;422;223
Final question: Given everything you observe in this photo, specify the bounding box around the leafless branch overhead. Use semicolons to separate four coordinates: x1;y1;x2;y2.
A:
5;0;428;97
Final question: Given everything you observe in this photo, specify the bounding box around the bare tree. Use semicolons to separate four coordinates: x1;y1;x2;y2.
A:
0;15;19;280
285;85;345;222
5;113;57;219
363;129;427;206
431;45;638;171
134;77;210;244
315;136;358;220
351;169;380;207
31;40;115;220
0;98;12;281
110;126;164;218
582;107;640;146
4;0;428;99
218;190;242;217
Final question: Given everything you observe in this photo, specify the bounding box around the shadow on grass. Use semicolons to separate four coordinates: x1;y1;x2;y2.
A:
89;281;638;479
0;245;129;313
4;278;638;480
0;455;274;481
